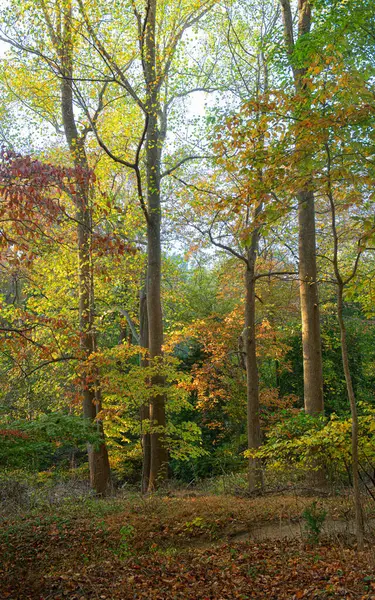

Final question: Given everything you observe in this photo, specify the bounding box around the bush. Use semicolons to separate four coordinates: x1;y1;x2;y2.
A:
0;478;31;511
0;467;94;516
302;501;327;543
247;405;375;484
0;413;101;471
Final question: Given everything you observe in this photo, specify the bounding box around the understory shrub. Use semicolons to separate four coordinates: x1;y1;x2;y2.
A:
302;501;327;543
247;405;375;484
0;413;101;471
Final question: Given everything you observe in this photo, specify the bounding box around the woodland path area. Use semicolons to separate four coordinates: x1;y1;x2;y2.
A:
1;493;375;600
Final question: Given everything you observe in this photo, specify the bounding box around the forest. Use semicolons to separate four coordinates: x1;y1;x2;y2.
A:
1;0;375;598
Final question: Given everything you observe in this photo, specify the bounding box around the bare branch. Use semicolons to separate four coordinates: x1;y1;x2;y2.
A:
161;155;210;179
24;356;77;378
255;271;297;280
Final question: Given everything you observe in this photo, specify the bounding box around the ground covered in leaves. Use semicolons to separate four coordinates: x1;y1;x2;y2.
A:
1;493;375;599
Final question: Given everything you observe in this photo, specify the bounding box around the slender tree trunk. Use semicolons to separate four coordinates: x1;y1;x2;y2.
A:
279;0;324;415
59;5;110;494
146;145;168;490
76;181;110;496
144;0;168;490
244;233;263;491
326;133;364;547
140;285;151;494
337;287;364;548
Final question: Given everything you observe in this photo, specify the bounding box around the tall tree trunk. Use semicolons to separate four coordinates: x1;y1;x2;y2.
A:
337;286;364;549
144;0;168;490
326;133;363;546
298;190;324;414
140;284;151;494
244;230;263;491
76;173;110;496
59;5;110;495
279;0;324;415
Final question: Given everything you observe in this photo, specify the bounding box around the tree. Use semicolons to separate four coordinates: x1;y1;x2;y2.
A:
318;64;374;548
0;151;88;414
283;36;375;540
172;91;299;489
39;0;111;494
74;0;219;489
278;0;324;415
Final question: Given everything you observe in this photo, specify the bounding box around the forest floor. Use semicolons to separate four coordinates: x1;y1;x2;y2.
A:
1;491;375;599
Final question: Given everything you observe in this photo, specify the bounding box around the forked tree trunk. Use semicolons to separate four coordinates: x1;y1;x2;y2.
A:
144;0;168;490
59;4;110;494
279;0;324;415
337;286;364;549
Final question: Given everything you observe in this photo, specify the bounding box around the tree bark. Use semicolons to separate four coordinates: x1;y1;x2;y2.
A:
279;0;324;415
144;0;168;490
59;4;110;495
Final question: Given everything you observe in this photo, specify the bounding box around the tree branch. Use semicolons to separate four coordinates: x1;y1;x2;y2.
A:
102;308;140;344
161;155;210;179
